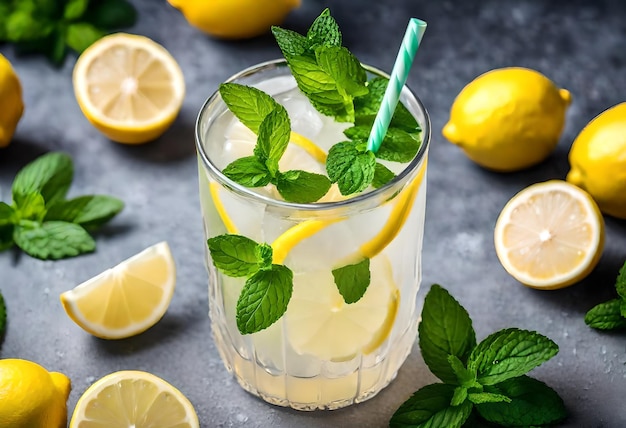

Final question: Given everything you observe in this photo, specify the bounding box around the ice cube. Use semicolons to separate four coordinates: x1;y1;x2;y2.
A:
281;95;324;140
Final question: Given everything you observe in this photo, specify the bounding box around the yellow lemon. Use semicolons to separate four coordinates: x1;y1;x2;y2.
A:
566;102;626;220
70;370;199;427
60;241;176;339
167;0;301;40
443;67;571;172
0;54;24;148
0;359;71;428
73;33;185;144
494;180;604;290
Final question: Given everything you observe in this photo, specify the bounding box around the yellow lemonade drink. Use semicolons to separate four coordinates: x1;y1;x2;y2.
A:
196;58;430;410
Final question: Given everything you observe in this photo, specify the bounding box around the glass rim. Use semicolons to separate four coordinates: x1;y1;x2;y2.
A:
195;58;431;212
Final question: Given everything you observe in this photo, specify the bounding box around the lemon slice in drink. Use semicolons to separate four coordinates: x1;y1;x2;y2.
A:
60;242;176;339
494;180;605;289
285;255;399;361
70;370;199;428
73;33;185;144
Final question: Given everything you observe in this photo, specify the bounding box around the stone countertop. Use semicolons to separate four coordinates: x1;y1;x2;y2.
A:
1;0;625;427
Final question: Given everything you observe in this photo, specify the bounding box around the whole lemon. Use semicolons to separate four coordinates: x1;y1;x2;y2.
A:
443;67;571;172
0;359;71;428
0;54;24;148
566;102;626;220
167;0;301;40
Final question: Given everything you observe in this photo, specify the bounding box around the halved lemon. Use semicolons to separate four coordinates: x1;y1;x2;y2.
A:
285;255;399;361
494;180;605;289
70;370;199;428
60;242;176;339
73;33;185;144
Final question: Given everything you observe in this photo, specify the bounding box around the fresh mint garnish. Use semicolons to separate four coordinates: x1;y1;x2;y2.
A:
372;163;396;188
0;152;123;260
391;284;566;428
219;83;331;203
207;234;294;334
332;258;370;304
585;260;626;330
326;140;376;195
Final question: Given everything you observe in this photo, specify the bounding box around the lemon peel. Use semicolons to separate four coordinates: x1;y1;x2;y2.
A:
0;54;24;148
289;131;327;163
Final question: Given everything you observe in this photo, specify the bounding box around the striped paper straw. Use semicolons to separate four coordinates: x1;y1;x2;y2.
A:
366;18;427;153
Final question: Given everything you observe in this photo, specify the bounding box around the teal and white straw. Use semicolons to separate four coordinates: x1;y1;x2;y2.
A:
366;18;427;153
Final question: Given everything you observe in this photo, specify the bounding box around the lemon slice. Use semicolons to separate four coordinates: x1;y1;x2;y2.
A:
70;370;199;428
73;33;185;144
494;180;605;289
60;242;176;339
285;255;398;361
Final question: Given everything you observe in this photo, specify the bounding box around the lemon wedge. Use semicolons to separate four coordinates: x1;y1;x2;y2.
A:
494;180;605;289
285;255;399;361
73;33;185;144
60;242;176;339
70;370;199;428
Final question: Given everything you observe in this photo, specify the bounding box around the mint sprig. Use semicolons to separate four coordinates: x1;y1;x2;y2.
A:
207;234;293;334
0;152;124;260
219;83;331;203
585;260;626;330
390;284;566;428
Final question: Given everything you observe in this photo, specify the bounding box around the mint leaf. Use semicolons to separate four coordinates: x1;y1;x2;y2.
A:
64;0;89;20
419;284;476;384
83;0;137;29
467;392;511;405
345;126;420;163
0;290;6;339
372;162;395;188
615;261;626;302
450;386;468;407
13;221;95;260
275;170;331;203
0;202;16;226
255;106;290;175
332;258;370;304
207;234;262;277
307;8;341;47
0;226;14;251
236;264;293;334
14;192;46;222
468;328;558;386
12;152;73;206
477;375;567;426
5;10;53;42
256;243;273;269
223;156;272;187
584;298;626;330
65;22;104;53
326;141;376;195
448;355;478;388
271;26;309;59
390;383;472;428
315;46;367;98
44;195;123;229
219;83;278;134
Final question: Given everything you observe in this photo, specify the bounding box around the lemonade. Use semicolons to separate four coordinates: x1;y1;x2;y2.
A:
196;58;430;410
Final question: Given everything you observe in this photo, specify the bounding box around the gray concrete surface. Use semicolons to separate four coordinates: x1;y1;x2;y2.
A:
1;0;625;426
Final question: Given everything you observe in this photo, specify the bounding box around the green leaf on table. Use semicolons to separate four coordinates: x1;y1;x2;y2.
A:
448;355;478;388
467;392;511;405
0;202;16;226
83;0;137;29
372;163;395;188
390;383;472;428
207;234;263;278
44;195;123;229
0;225;14;251
326;140;376;195
476;375;567;427
5;10;53;42
48;26;68;65
615;261;626;303
65;22;105;53
275;170;331;203
236;264;293;334
418;284;476;384
219;83;278;134
307;8;341;47
584;298;626;330
13;221;95;260
223;156;272;188
64;0;89;20
12;152;73;206
468;328;558;386
254;106;290;175
271;26;309;59
332;258;370;304
14;192;46;222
